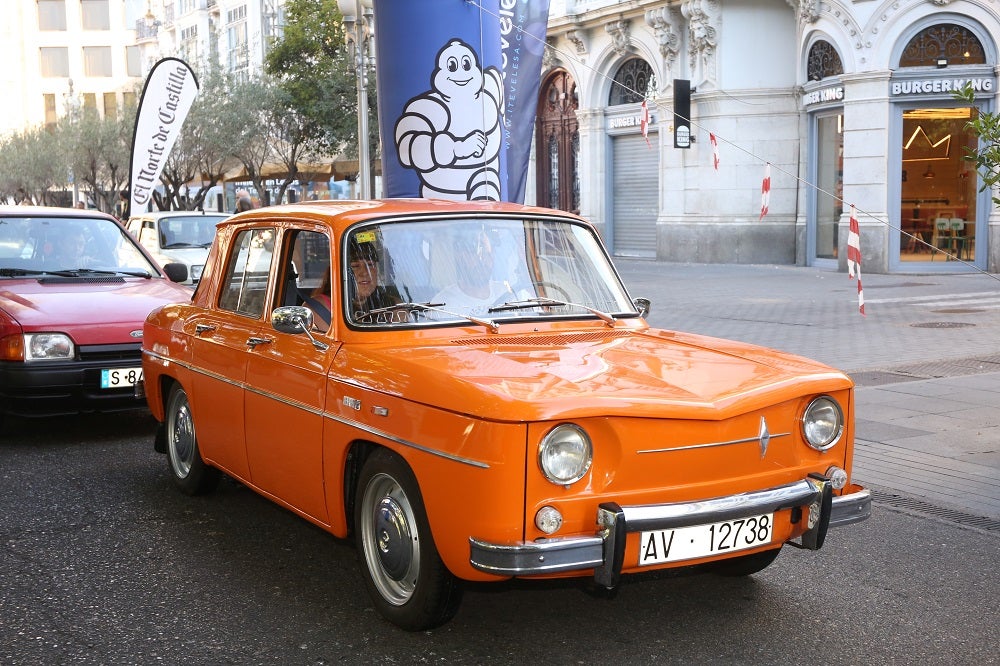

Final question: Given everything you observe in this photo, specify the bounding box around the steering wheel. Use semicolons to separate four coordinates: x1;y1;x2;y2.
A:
534;281;573;303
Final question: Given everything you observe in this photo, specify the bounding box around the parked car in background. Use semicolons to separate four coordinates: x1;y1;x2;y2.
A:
0;206;192;429
141;199;870;631
126;211;228;285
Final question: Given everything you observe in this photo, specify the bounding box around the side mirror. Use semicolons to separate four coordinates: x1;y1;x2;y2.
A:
272;306;329;351
633;297;651;318
272;305;313;334
162;262;189;283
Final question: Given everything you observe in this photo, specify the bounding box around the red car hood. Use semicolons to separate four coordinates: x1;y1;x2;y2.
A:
335;327;853;421
0;277;190;345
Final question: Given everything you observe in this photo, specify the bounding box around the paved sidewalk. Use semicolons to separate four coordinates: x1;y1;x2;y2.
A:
614;259;1000;523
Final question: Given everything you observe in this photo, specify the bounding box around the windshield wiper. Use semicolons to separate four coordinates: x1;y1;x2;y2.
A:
363;301;499;333
59;268;152;278
489;297;617;327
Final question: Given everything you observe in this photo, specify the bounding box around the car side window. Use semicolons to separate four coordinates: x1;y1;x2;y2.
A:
218;227;275;317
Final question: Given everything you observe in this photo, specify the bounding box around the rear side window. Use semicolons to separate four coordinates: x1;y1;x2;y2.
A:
218;228;275;317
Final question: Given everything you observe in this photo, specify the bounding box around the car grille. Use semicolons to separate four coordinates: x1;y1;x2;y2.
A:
78;343;142;363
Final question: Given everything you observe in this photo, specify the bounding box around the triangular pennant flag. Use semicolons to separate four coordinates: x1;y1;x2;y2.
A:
847;205;865;315
641;99;651;148
710;133;719;170
759;163;771;220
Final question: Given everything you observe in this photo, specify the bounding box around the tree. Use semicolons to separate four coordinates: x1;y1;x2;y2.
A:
265;0;379;195
63;105;132;214
957;85;1000;207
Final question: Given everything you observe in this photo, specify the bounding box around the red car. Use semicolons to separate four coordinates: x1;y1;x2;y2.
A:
0;206;191;428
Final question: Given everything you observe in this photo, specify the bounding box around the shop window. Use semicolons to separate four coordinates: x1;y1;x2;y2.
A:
609;58;655;106
899;107;979;262
899;24;985;68
807;41;843;81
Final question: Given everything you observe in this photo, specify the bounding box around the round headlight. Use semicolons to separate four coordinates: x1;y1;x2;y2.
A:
538;424;593;485
801;396;843;451
24;333;74;361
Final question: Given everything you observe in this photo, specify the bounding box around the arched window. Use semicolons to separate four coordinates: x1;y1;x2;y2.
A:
807;40;843;81
899;24;986;67
609;58;655;106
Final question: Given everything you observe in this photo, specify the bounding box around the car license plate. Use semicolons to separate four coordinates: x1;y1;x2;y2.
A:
638;513;773;566
100;367;143;389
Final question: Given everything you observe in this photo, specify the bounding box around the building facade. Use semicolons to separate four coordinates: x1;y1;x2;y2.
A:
540;0;1000;273
0;0;285;139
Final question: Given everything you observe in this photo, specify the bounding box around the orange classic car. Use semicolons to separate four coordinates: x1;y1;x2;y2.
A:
141;199;870;630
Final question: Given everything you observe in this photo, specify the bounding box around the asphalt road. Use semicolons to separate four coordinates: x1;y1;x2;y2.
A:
1;411;997;665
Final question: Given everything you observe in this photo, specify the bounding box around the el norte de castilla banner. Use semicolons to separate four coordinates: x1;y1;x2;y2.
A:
373;0;550;203
128;58;199;218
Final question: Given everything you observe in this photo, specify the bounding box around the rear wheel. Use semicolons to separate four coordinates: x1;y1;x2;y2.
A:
165;384;220;495
710;547;781;577
354;448;463;631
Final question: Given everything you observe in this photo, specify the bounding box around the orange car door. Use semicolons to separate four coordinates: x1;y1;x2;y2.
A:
186;226;276;480
243;229;338;524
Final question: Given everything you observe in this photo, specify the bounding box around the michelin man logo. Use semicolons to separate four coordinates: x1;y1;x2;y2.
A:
395;39;504;201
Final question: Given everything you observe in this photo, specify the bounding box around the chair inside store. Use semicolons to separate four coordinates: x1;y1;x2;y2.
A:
949;218;971;260
932;217;955;259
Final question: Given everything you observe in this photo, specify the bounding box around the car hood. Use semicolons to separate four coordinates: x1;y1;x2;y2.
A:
154;247;210;265
0;277;191;344
335;327;853;421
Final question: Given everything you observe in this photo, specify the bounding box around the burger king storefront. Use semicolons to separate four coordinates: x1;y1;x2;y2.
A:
806;15;998;274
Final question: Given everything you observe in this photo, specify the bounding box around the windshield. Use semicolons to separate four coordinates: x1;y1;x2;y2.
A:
342;216;637;327
156;215;222;248
0;215;159;276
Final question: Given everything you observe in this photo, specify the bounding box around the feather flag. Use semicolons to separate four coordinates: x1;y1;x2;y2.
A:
641;99;651;148
710;133;719;170
128;57;199;218
759;163;771;220
847;205;866;315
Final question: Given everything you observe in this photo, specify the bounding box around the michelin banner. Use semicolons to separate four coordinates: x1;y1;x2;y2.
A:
373;0;549;203
128;58;199;218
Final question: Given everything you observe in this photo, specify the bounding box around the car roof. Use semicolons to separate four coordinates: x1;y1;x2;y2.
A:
127;210;231;222
220;199;581;235
0;205;120;223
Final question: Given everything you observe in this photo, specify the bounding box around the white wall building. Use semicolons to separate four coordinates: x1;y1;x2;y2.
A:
540;0;1000;273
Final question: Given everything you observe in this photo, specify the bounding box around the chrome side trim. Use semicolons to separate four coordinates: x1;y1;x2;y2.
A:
638;432;791;454
829;488;872;528
144;350;490;469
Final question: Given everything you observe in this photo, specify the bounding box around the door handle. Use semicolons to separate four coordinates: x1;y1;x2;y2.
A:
246;336;273;349
195;324;216;335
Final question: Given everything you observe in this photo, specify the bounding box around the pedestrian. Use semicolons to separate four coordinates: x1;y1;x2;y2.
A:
234;189;253;213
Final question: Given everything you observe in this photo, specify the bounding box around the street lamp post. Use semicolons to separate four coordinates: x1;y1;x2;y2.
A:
337;0;374;200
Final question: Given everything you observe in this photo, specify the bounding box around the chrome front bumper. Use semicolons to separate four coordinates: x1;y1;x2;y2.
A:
470;478;871;588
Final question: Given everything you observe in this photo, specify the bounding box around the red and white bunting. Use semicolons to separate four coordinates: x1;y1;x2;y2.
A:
759;163;771;220
710;133;719;170
847;205;866;315
640;99;651;148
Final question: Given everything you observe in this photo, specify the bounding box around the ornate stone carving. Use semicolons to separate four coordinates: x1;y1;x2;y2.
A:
645;7;681;73
566;29;588;55
605;18;632;57
798;0;821;23
681;0;719;90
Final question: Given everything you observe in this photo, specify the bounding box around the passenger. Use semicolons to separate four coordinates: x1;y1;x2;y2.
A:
347;235;401;321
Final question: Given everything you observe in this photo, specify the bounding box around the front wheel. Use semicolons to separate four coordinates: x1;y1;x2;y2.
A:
165;384;220;496
354;448;463;631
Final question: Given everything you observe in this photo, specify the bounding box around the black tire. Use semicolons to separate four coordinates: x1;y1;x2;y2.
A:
354;448;463;631
710;547;781;577
165;384;220;496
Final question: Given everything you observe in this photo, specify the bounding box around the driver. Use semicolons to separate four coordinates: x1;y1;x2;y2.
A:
431;229;526;317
